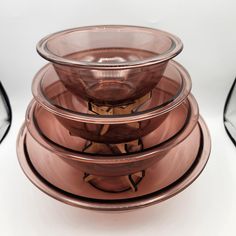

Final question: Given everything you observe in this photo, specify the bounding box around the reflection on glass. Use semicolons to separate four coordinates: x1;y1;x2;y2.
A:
224;78;236;145
0;82;12;143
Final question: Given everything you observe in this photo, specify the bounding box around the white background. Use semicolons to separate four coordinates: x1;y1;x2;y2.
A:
0;0;236;235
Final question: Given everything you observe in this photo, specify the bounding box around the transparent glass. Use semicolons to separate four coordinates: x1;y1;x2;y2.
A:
37;25;183;105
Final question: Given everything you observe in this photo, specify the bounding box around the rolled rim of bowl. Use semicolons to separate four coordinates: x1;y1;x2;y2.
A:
32;60;192;124
36;25;183;70
25;94;199;164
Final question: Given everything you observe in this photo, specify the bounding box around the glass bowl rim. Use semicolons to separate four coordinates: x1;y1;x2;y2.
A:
36;25;183;70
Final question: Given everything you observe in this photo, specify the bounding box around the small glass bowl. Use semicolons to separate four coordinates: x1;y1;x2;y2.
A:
37;25;183;106
32;60;191;144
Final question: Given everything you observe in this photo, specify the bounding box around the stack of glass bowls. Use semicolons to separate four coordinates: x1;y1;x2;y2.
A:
17;25;211;211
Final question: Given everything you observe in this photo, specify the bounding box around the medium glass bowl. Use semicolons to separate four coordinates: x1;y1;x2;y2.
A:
37;25;183;106
25;94;199;177
29;95;197;155
32;61;191;144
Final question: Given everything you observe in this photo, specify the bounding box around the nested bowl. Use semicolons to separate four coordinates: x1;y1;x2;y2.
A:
37;25;183;106
30;95;195;155
32;60;191;144
18;117;209;200
25;94;199;178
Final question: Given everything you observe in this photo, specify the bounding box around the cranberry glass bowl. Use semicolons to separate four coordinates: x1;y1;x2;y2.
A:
29;95;197;154
25;95;199;177
22;98;199;195
17;117;211;207
32;60;191;144
37;25;183;105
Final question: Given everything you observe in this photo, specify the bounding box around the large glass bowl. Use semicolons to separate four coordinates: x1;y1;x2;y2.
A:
17;117;211;204
37;25;183;106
